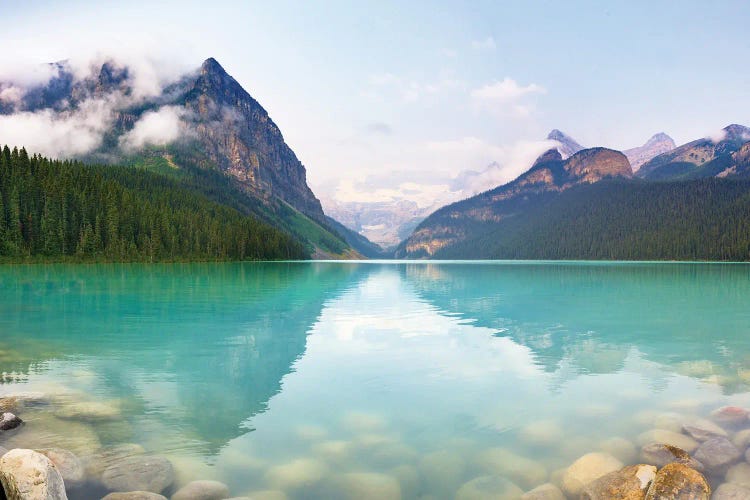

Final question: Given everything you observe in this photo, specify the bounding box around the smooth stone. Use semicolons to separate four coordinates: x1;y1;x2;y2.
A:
475;448;547;489
238;492;287;500
327;472;401;500
636;429;699;453
265;458;328;490
36;448;84;487
581;464;656;500
599;437;637;463
713;483;750;499
0;448;68;500
519;420;563;446
733;429;750;451
711;407;749;427
419;450;466;494
639;443;704;471
455;475;524;500
644;462;710;499
682;417;729;441
101;455;175;494
725;461;750;488
83;443;147;479
0;412;23;431
520;482;565;500
55;401;121;422
693;436;741;473
653;413;686;433
102;493;168;500
171;480;230;500
561;452;623;497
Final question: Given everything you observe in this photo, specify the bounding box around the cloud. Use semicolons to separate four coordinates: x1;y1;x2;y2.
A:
366;72;465;103
471;78;546;102
119;105;185;150
364;122;393;135
471;36;497;50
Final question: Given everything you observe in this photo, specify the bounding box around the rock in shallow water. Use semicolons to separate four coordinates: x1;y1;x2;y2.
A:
639;443;704;471
0;448;68;500
682;417;728;442
101;455;174;494
561;452;623;497
0;413;22;431
326;472;401;500
455;475;523;500
644;462;710;500
520;482;565;500
55;401;121;422
171;480;231;500
265;458;328;490
692;436;741;474
713;483;750;500
599;437;637;463
711;407;749;427
636;429;698;453
581;464;656;500
101;493;167;500
82;443;146;480
475;447;547;489
725;461;750;489
36;448;84;487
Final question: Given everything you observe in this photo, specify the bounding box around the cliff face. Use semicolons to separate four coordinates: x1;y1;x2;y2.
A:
180;58;326;222
396;148;632;258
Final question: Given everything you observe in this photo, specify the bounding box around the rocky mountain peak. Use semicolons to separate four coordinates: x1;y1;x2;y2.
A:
723;124;750;140
546;129;584;159
625;132;676;172
532;148;563;168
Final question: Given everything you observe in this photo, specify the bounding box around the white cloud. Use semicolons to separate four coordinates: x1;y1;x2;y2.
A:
119;105;185;151
706;128;727;143
471;78;546;102
366;72;465;103
471;36;497;50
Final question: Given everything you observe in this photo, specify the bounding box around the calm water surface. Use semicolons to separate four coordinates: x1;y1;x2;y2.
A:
0;261;749;498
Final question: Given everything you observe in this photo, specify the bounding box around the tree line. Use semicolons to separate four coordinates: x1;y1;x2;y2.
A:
0;146;308;262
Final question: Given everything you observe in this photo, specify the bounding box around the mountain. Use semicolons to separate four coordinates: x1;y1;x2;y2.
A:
395;147;632;258
624;132;676;171
0;57;373;257
637;124;750;180
547;129;584;159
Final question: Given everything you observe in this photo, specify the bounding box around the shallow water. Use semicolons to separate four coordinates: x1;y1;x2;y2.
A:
0;261;749;498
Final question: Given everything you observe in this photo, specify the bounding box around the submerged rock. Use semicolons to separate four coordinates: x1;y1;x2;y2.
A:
732;429;750;451
637;429;698;453
682;417;728;441
520;482;565;500
0;398;21;414
599;437;637;463
102;493;167;500
455;475;523;500
581;464;656;499
713;483;750;500
475;447;547;489
0;413;22;431
326;472;401;500
639;443;704;471
692;436;741;474
232;492;287;500
561;452;623;497
644;462;709;499
0;448;68;500
55;401;121;422
265;458;328;490
101;455;175;494
419;449;466;494
82;443;146;480
519;420;563;446
171;480;231;500
711;407;748;427
36;448;84;487
2;411;102;456
725;461;750;489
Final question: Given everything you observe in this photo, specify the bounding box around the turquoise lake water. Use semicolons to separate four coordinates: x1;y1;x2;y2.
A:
1;261;750;498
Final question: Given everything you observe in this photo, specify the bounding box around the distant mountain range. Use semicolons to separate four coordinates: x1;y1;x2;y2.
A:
624;132;676;171
396;125;750;260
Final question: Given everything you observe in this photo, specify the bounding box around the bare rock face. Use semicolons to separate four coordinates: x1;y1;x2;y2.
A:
625;133;676;171
581;464;656;500
644;463;710;499
0;448;68;500
564;148;633;182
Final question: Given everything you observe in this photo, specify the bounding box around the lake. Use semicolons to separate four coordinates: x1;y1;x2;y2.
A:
0;261;749;499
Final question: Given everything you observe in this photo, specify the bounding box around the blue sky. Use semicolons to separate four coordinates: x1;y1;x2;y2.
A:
2;0;749;205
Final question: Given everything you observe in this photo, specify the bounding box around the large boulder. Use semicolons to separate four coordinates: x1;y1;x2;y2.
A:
171;480;231;500
644;463;710;499
561;452;623;497
692;437;741;474
101;455;174;494
36;448;84;488
581;464;656;499
0;448;68;500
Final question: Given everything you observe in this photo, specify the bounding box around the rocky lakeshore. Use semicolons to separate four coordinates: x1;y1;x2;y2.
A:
2;389;750;499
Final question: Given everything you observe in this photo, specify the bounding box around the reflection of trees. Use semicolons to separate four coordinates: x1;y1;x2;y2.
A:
0;262;371;453
404;263;750;391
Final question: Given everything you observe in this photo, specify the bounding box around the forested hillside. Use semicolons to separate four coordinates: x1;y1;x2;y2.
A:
0;146;308;261
435;179;750;261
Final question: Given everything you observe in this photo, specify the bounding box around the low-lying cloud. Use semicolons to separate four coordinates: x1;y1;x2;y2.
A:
120;105;186;151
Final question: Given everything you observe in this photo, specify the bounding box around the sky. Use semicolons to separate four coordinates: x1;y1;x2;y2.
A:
1;0;749;206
